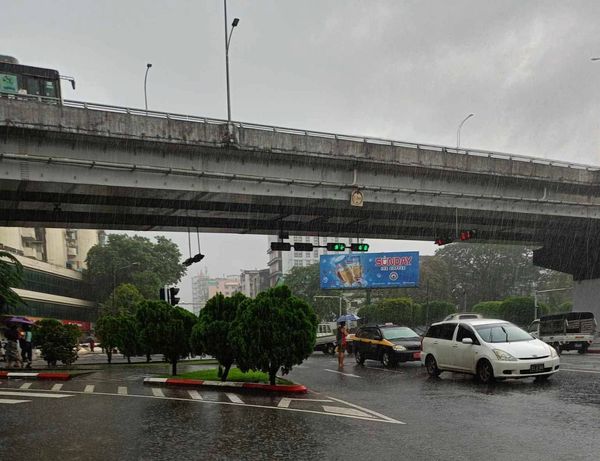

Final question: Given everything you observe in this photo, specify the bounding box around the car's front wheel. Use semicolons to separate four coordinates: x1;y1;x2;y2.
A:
425;354;440;377
325;344;336;355
355;349;365;365
476;359;495;384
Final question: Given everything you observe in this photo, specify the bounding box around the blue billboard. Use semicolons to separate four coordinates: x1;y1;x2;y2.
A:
320;252;419;290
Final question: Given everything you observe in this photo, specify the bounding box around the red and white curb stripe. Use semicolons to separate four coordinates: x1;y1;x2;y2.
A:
144;377;307;394
0;371;71;381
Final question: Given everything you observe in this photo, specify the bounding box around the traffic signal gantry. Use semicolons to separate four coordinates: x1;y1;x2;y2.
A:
434;229;477;246
269;241;369;252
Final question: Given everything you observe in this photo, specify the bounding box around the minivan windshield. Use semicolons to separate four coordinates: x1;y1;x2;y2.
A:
474;323;533;343
382;327;420;341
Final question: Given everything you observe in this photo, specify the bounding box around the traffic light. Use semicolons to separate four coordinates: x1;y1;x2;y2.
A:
159;288;166;301
270;242;292;251
183;253;205;267
169;287;180;306
350;243;369;252
460;230;476;241
326;242;346;251
293;243;314;252
434;237;453;246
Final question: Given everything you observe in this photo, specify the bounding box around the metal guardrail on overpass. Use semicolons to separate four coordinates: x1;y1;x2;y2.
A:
2;92;599;172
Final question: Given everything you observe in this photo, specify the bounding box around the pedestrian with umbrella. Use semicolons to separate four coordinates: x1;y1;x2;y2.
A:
5;323;23;369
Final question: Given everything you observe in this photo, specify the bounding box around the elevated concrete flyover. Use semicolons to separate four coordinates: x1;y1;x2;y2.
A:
1;95;600;245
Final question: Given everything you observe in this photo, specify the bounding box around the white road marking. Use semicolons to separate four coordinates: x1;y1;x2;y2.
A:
51;384;63;391
188;390;202;400
118;386;128;395
323;406;373;418
226;393;244;404
0;391;72;399
561;367;600;375
365;366;404;373
324;369;361;378
0;398;31;404
152;387;165;397
0;387;401;424
278;397;333;408
19;382;32;389
84;385;95;393
327;395;406;424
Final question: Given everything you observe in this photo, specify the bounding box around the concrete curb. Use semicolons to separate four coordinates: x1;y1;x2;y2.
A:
0;371;71;380
144;377;307;394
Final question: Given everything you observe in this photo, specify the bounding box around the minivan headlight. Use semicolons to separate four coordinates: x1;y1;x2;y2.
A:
549;346;558;358
393;345;407;351
493;349;518;361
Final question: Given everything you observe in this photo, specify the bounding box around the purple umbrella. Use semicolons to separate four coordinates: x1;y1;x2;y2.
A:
1;316;34;325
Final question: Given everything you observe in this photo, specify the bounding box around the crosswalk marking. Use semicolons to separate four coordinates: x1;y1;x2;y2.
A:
19;382;32;390
226;393;244;404
0;398;31;404
51;384;63;391
118;386;128;395
84;385;95;393
188;390;202;400
152;387;165;397
0;391;72;399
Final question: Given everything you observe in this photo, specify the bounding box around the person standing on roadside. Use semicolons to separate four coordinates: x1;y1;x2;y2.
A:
20;325;33;368
337;321;348;368
5;324;23;369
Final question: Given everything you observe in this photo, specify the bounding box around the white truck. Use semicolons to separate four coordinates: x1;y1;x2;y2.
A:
314;322;337;355
528;312;597;354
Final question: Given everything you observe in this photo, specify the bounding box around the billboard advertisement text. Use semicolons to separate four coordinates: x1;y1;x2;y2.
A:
319;251;419;290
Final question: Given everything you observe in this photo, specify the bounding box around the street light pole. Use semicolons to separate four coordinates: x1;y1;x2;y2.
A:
224;0;240;137
144;63;152;111
456;113;474;149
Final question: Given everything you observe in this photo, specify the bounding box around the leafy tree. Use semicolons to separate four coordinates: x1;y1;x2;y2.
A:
0;251;24;311
84;234;185;302
419;301;457;324
102;283;144;316
162;306;197;376
95;315;121;363
500;296;536;327
33;319;80;367
136;300;170;362
191;292;247;381
358;297;421;326
555;301;573;313
230;286;318;385
117;313;141;363
283;264;340;321
472;301;504;318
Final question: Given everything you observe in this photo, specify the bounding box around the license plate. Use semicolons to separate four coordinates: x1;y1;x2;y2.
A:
530;364;545;373
573;343;582;348
413;352;421;360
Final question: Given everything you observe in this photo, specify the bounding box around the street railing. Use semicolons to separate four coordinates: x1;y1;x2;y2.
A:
1;92;598;171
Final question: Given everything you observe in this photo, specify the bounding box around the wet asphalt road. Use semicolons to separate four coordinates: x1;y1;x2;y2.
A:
1;352;600;460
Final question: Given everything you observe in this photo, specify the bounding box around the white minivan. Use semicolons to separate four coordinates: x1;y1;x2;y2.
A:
421;319;560;383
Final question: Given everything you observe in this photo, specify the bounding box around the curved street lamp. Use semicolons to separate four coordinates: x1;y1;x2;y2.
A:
224;0;240;137
456;113;474;149
144;63;152;111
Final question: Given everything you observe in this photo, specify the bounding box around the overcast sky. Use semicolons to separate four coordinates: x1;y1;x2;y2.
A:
3;1;600;302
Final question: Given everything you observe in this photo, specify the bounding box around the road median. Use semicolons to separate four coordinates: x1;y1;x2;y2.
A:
144;377;307;394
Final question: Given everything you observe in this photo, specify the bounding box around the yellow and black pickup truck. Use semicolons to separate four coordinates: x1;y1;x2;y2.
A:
353;324;422;367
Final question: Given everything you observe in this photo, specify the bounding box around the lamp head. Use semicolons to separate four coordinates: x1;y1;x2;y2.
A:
232;18;240;27
146;63;152;68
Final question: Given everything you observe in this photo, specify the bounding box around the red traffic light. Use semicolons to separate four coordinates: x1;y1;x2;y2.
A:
460;230;476;241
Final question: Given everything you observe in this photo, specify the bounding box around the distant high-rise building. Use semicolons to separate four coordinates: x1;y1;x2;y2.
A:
267;235;365;287
240;269;270;298
191;272;241;315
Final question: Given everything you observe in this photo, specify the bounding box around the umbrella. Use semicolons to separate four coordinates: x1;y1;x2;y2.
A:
337;314;360;323
1;316;34;325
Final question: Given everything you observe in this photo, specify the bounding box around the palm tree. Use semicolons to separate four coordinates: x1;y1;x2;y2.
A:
0;250;24;311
